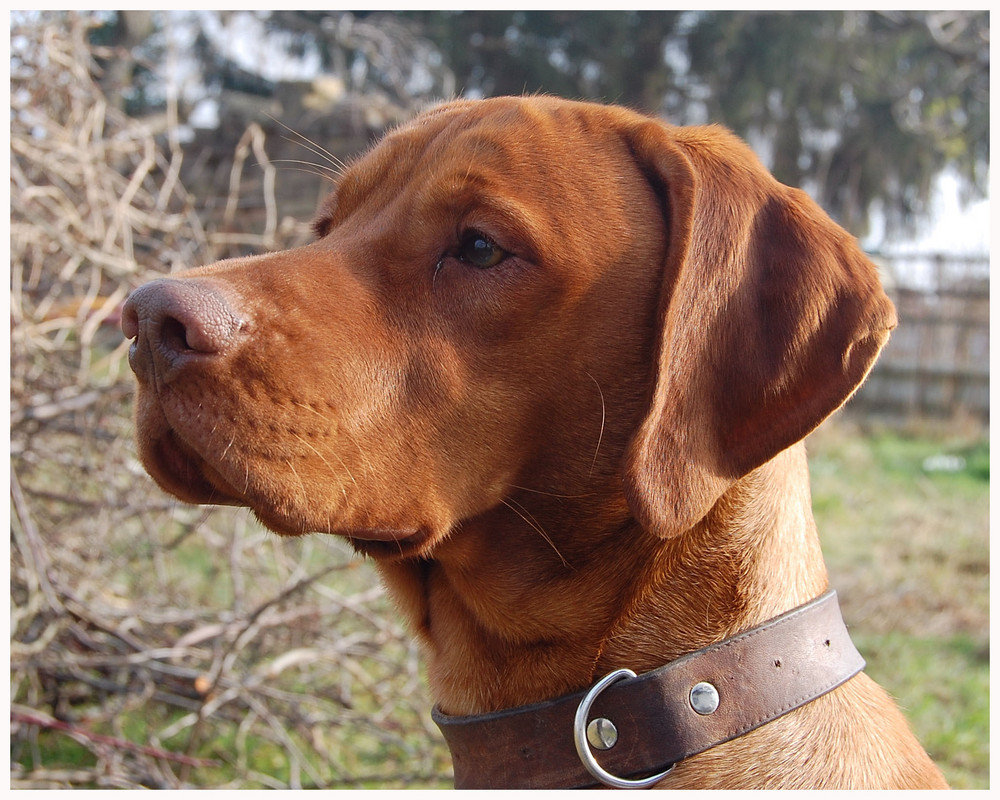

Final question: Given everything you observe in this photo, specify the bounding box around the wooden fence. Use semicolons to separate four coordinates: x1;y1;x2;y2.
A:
849;253;989;424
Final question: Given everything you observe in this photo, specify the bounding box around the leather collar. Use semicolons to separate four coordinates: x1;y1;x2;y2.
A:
432;590;864;789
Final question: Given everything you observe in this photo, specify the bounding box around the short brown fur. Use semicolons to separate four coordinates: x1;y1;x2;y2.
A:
122;97;947;788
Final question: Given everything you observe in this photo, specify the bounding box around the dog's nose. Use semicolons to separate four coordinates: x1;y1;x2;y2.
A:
122;278;248;382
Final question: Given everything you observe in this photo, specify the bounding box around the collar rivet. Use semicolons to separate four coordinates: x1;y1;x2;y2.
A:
586;717;619;750
690;681;720;715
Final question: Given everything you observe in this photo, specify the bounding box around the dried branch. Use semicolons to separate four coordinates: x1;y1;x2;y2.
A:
11;706;219;768
10;12;450;789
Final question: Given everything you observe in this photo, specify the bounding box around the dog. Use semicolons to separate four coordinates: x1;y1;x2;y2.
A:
122;96;947;788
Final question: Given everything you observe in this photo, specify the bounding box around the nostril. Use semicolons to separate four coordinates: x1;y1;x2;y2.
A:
161;315;194;353
122;277;248;379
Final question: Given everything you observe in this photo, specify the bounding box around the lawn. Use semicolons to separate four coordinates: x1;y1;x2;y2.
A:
807;420;989;788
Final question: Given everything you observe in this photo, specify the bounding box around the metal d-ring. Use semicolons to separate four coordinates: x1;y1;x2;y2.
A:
573;669;675;789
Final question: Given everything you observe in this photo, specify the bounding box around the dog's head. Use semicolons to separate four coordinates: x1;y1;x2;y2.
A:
123;97;895;557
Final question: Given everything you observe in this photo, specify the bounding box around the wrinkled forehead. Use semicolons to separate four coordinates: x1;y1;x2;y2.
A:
318;99;564;227
370;100;555;179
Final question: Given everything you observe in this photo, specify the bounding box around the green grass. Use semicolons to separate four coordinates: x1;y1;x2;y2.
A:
807;421;989;789
854;631;989;789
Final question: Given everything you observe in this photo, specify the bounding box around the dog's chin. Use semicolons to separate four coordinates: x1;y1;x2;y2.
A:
342;529;438;561
252;507;438;560
251;505;430;548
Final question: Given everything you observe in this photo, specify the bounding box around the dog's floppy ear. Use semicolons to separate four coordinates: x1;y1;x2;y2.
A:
621;120;896;538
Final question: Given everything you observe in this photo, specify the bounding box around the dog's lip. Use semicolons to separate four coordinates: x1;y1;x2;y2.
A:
254;511;429;546
346;528;436;560
343;527;424;543
148;428;243;506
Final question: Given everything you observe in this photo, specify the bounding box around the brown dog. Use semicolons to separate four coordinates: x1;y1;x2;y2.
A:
122;96;947;788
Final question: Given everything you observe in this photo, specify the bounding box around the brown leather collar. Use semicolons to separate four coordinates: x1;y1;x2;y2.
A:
432;590;864;789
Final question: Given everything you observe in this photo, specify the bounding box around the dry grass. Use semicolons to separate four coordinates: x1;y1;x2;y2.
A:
10;13;449;788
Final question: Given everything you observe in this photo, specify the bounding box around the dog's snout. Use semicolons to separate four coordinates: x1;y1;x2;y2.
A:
123;278;247;381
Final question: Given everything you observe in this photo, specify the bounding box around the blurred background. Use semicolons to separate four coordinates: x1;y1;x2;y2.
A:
9;10;988;789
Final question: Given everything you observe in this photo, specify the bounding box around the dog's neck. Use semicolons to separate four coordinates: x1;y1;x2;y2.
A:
376;442;828;716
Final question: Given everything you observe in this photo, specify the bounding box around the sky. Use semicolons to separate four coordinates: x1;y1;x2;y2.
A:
864;170;990;257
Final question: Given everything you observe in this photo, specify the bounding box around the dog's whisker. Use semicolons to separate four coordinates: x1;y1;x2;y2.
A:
501;497;572;570
289;431;355;498
325;424;376;483
284;458;308;508
290;138;349;174
290;406;375;479
506;484;595;499
585;371;606;481
268;116;350;173
268;152;340;171
268;159;342;183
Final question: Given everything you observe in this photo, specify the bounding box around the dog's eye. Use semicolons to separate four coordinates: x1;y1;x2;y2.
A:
458;230;507;269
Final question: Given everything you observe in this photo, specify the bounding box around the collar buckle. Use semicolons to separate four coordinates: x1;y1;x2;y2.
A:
574;668;675;788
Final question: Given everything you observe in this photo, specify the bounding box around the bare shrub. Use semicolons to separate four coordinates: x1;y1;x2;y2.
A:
10;12;449;788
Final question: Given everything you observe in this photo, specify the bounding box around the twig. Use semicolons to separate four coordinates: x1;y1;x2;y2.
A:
178;560;352;776
11;706;219;768
10;469;61;611
10;12;448;789
12;389;108;425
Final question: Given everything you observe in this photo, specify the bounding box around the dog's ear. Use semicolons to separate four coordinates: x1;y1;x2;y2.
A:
621;120;896;538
